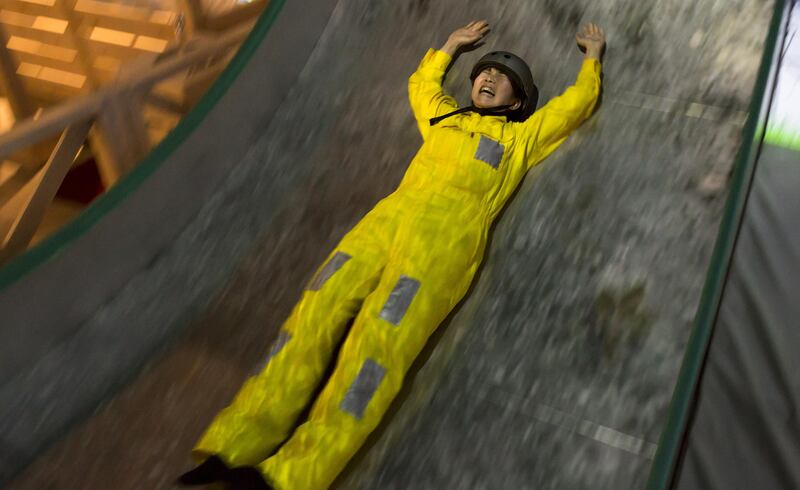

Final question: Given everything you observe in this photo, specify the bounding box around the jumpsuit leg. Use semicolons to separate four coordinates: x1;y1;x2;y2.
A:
194;203;398;467
258;208;484;490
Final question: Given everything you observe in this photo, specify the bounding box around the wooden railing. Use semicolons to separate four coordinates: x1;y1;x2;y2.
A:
0;17;258;263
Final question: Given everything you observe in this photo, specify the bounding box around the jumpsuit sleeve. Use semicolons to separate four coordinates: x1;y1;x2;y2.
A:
518;58;601;170
408;48;459;140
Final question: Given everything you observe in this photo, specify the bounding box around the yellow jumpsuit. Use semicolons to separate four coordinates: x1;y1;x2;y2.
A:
193;49;601;489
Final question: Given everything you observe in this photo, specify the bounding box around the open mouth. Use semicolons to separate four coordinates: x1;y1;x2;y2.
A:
479;86;495;97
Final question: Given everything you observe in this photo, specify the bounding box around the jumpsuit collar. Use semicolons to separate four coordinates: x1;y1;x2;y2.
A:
459;111;508;134
429;105;512;126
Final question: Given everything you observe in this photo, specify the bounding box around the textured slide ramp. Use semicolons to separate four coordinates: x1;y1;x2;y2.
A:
4;0;775;488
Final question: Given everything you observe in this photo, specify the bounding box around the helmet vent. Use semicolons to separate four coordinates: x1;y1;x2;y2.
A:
503;54;511;58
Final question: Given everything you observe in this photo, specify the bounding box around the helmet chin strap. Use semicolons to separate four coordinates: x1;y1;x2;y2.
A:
429;104;514;126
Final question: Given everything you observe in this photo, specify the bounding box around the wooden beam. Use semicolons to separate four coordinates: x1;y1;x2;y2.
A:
79;12;176;40
6;49;87;77
182;59;227;106
0;157;38;205
146;90;187;114
3;140;58;168
175;0;206;39
84;41;156;62
0;24;73;47
0;89;100;159
204;0;266;32
1;2;69;21
89;88;148;184
0;23;36;120
54;0;100;89
12;76;84;106
71;0;174;26
0;117;90;262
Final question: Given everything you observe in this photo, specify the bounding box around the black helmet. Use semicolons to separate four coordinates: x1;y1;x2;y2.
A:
470;51;539;121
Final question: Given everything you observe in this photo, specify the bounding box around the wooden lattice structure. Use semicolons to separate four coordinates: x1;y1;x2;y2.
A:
0;0;266;262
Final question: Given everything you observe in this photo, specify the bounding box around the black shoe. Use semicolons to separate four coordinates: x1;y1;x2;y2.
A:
225;466;272;490
176;455;230;486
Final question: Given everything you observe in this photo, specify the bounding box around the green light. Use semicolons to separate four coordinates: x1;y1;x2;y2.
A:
764;124;800;151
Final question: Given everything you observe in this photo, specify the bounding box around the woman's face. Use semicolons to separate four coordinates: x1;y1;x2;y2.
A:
471;67;521;110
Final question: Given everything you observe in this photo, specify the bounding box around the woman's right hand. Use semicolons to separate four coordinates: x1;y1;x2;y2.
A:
440;20;490;57
575;23;605;60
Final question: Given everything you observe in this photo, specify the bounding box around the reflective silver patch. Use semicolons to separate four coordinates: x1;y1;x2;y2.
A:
308;252;351;291
379;275;420;325
474;135;504;169
340;358;386;419
254;330;291;373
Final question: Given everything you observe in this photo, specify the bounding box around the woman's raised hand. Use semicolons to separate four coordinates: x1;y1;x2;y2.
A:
575;23;606;59
441;20;490;56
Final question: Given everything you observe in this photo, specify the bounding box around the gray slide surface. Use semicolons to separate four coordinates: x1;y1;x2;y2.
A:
0;0;775;488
